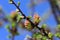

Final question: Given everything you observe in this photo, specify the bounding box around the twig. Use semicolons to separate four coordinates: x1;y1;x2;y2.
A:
12;1;26;19
11;0;48;37
12;0;38;29
12;35;15;40
30;0;35;17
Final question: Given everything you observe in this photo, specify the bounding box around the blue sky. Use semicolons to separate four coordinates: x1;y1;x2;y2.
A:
0;0;59;40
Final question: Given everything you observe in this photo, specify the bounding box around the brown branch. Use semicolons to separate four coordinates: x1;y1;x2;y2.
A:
12;1;26;19
49;0;60;24
11;0;48;37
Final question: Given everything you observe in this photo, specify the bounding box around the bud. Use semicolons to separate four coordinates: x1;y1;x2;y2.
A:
27;16;32;19
10;11;17;18
58;16;60;22
24;20;32;30
57;24;60;29
56;24;60;32
7;35;12;39
41;24;47;29
33;33;42;40
10;11;18;22
42;36;47;40
12;22;16;28
33;13;39;19
36;34;42;40
6;25;11;32
24;20;30;27
33;13;40;24
6;25;10;29
17;14;24;22
55;32;60;38
48;32;53;38
16;9;19;12
9;0;13;4
17;1;20;6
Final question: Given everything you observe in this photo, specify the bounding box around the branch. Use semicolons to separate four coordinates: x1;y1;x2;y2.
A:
49;0;60;24
11;0;48;37
12;1;26;19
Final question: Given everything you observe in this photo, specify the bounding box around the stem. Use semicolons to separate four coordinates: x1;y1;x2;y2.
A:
12;35;15;40
30;0;35;17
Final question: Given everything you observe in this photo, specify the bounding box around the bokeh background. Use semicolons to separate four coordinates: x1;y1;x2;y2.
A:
0;0;59;40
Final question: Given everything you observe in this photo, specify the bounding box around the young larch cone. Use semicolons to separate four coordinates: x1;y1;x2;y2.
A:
24;20;30;27
33;13;40;25
11;11;17;18
10;11;18;22
24;20;33;30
